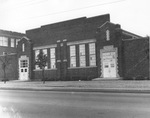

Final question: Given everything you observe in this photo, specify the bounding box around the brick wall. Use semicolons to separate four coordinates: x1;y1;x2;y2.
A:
27;14;110;80
26;14;110;46
96;22;123;78
0;47;16;55
123;37;149;79
0;54;18;80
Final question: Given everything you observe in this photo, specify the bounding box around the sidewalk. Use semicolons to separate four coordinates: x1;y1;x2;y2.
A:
0;80;150;93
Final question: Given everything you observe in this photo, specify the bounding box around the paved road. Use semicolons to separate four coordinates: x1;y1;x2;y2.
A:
0;90;150;118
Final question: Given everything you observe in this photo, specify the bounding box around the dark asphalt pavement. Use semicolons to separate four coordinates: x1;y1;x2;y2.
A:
0;90;150;118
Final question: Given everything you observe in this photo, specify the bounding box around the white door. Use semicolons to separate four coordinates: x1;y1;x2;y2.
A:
109;61;116;77
102;52;117;78
103;62;110;77
19;59;29;80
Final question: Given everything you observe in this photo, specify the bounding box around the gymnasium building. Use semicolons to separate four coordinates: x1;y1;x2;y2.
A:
0;14;149;81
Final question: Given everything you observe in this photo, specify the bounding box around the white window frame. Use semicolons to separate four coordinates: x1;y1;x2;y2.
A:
70;45;76;67
11;38;15;47
3;37;8;46
35;50;40;69
0;37;8;46
79;44;86;67
20;60;28;68
89;43;96;66
42;49;48;69
50;48;56;69
16;39;20;46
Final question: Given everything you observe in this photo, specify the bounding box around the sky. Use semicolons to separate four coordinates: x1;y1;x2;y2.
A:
0;0;149;36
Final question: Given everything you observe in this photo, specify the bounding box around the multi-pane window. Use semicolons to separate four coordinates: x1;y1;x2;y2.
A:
11;38;15;47
42;49;48;69
20;60;28;68
50;48;56;69
70;45;76;67
79;44;86;67
35;50;40;69
16;39;20;46
89;43;96;66
0;37;8;46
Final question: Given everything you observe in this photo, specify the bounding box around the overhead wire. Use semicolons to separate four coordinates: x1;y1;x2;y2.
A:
3;0;47;10
18;0;126;21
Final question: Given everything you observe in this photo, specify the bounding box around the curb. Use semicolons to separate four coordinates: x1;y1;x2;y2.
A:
0;87;150;94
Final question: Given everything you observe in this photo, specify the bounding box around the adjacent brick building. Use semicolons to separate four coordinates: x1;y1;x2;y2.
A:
0;14;149;81
0;30;25;80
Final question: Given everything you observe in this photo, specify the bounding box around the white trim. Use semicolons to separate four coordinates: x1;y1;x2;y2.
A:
33;44;57;50
21;36;30;41
122;38;142;41
98;21;110;29
122;30;142;39
122;36;149;41
57;40;61;43
0;53;17;56
63;59;67;62
0;34;23;39
68;66;97;69
98;21;116;29
63;39;67;42
8;53;17;56
57;60;61;62
67;39;96;46
33;68;57;71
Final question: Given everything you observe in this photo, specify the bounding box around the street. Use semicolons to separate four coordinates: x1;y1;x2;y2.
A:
0;90;150;118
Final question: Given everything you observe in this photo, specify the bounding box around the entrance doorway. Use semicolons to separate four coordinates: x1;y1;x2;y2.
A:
101;50;118;78
103;52;117;78
19;56;29;80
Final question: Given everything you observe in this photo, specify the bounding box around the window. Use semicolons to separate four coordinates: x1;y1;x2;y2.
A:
20;60;28;68
0;37;8;46
50;48;56;69
22;43;25;52
11;38;15;47
106;30;110;41
89;43;96;66
42;49;48;69
70;45;76;67
16;39;20;46
35;50;40;69
79;44;86;67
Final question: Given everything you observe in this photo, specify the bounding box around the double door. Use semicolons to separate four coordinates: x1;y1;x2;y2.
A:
102;52;117;78
19;59;29;81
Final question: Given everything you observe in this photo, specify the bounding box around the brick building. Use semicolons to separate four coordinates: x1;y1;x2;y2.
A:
0;30;25;80
1;14;149;81
17;14;148;81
